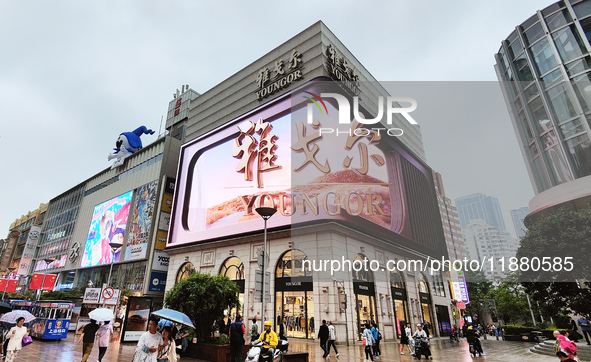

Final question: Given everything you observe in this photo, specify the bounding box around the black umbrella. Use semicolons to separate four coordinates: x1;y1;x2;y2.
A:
0;302;11;314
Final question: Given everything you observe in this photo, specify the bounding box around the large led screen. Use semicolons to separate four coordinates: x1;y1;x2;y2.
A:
80;190;133;268
169;81;446;257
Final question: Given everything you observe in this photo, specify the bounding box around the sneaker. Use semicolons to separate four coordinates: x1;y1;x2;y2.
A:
336;353;339;358
400;352;405;355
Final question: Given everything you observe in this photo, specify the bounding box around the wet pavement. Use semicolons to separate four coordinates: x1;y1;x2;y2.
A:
10;332;565;361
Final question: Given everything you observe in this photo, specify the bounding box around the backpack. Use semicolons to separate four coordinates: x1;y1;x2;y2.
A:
563;339;578;354
377;328;382;341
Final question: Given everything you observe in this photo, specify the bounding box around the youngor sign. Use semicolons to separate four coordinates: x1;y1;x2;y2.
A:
169;80;446;258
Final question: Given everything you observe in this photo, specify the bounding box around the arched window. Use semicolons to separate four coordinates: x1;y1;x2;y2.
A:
176;262;195;284
390;270;405;289
418;273;430;293
275;249;311;278
219;257;244;281
352;254;373;282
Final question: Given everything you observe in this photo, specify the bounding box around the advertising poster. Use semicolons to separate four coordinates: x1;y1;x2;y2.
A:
125;181;158;261
81;190;134;268
151;250;169;271
122;296;152;342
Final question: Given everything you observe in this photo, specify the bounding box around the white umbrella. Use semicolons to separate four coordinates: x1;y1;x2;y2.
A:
88;308;114;322
0;310;36;324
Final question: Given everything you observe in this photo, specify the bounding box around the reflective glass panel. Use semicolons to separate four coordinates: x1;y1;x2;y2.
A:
546;82;579;122
545;8;572;31
571;72;591;112
559;117;586;138
565;133;591;177
525;22;545;45
552;25;587;62
566;56;591;76
573;0;591;19
509;37;524;59
530;38;559;75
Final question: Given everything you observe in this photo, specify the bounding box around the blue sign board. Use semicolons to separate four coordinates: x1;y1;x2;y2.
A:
149;271;167;292
43;319;70;339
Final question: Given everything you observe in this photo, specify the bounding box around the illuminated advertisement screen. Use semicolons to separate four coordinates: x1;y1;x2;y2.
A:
125;181;158;261
169;81;445;257
80;191;133;268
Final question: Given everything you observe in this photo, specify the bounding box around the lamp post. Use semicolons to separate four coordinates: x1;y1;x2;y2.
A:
103;241;123;307
37;259;55;300
255;207;276;327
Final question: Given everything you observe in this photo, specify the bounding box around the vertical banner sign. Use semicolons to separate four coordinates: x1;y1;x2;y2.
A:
125;181;158;261
122;296;152;342
157;177;174;250
17;225;41;275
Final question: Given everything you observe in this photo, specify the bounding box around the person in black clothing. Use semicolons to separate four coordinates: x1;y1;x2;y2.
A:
318;319;329;358
228;314;246;362
79;319;100;362
279;317;288;341
556;351;577;361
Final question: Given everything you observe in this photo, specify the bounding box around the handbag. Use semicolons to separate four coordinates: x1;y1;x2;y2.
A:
362;336;367;346
22;336;33;347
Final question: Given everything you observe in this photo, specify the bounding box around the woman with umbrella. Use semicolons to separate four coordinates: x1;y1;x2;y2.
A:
5;317;30;362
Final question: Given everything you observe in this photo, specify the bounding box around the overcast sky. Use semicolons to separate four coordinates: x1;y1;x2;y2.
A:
0;0;554;238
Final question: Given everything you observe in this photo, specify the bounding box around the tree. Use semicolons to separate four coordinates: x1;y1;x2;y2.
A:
164;271;240;343
486;274;530;324
517;208;591;316
464;269;492;322
39;286;85;300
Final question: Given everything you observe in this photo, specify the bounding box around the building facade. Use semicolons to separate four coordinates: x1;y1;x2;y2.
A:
433;172;468;261
510;206;530;239
463;219;518;280
495;0;591;222
455;193;507;231
164;22;455;343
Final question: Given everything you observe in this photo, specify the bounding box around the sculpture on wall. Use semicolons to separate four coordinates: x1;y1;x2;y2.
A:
108;126;155;168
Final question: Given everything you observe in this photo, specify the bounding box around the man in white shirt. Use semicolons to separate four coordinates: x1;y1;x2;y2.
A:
137;317;163;362
327;321;339;358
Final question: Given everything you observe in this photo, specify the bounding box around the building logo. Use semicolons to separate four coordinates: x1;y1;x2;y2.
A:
254;49;304;100
305;92;418;137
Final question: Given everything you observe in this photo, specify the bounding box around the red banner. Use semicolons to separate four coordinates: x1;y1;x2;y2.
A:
42;274;57;291
6;280;17;293
29;273;44;290
0;279;7;292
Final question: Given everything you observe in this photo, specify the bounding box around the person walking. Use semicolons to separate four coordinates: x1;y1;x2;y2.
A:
371;321;381;358
79;319;100;362
157;326;178;362
136;317;163;362
577;315;591;345
4;317;29;362
362;323;375;362
96;321;113;362
399;323;410;355
250;316;259;343
318;319;329;358
228;314;246;362
326;321;339;358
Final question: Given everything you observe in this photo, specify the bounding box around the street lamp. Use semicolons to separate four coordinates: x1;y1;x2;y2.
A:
255;206;276;327
103;241;123;307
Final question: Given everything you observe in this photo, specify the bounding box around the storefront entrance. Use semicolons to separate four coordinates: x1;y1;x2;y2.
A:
274;250;314;339
275;289;314;339
435;304;452;336
354;282;377;340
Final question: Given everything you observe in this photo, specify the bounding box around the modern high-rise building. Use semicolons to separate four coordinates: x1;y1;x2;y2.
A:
495;0;591;222
462;219;518;280
433;172;468;260
455;193;507;231
510;206;530;239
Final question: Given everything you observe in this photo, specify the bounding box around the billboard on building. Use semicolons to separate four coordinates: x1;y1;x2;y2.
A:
16;225;41;275
125;181;158;261
168;81;446;257
80;191;133;268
